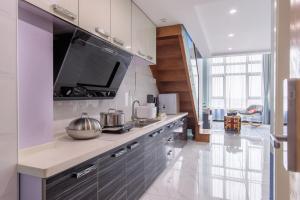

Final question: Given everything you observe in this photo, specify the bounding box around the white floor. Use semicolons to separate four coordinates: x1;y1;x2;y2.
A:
140;122;270;200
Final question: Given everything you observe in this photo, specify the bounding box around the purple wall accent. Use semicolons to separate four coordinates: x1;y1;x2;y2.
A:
18;9;53;149
19;174;43;200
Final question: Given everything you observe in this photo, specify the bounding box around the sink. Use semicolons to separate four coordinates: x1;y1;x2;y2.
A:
132;119;161;128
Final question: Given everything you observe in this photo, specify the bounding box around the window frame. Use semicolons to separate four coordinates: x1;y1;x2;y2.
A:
209;54;264;110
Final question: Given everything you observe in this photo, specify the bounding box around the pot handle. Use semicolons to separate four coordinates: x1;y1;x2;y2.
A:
81;112;89;118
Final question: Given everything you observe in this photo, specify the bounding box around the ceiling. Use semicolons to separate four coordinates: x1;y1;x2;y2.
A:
133;0;272;57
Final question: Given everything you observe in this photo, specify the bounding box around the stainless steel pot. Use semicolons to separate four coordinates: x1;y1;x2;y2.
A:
100;109;125;127
116;110;125;126
66;113;102;140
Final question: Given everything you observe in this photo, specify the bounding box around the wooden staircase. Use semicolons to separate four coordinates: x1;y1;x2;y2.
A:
150;25;209;142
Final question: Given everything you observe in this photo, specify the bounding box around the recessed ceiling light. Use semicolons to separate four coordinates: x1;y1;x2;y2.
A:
228;33;235;37
228;47;233;51
160;18;168;23
229;9;237;15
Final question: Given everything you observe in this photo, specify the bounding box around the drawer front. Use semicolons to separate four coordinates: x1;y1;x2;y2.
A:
66;182;97;200
98;157;126;189
98;176;126;200
144;148;156;165
114;191;127;200
97;146;127;200
127;172;145;200
145;166;157;188
46;158;98;200
47;174;97;200
127;160;144;184
126;137;144;166
144;130;160;145
98;146;128;171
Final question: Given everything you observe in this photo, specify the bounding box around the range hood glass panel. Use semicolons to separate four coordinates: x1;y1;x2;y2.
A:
54;29;132;99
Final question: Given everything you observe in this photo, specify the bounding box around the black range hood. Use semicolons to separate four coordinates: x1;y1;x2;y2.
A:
53;27;133;100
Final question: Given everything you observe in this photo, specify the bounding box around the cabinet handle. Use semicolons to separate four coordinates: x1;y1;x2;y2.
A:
167;124;174;129
52;4;77;20
150;132;158;138
167;150;173;156
112;148;127;158
158;129;164;134
113;37;124;47
95;27;110;39
138;51;146;57
72;165;97;179
128;142;140;150
147;55;153;60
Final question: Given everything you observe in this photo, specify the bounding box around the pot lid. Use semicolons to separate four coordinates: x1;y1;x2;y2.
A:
67;113;102;131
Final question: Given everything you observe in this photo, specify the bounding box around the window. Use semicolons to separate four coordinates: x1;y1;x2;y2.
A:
209;54;263;110
226;75;246;109
212;77;224;97
212;65;225;75
249;76;262;97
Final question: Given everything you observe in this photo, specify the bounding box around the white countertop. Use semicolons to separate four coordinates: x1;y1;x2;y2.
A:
18;113;188;178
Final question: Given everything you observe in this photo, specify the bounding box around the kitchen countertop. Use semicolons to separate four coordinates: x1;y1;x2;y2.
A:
18;113;188;178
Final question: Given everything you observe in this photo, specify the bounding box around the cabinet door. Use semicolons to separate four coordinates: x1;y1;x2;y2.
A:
126;138;145;200
146;18;157;64
79;0;110;41
24;0;78;25
111;0;132;52
97;146;127;200
132;3;147;59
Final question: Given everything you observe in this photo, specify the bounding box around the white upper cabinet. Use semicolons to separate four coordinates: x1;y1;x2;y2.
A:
24;0;79;25
24;0;156;61
111;0;132;52
132;4;147;58
79;0;111;41
132;3;156;64
145;15;156;64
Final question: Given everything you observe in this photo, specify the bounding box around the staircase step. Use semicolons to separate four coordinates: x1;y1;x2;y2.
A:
157;37;180;46
156;58;184;69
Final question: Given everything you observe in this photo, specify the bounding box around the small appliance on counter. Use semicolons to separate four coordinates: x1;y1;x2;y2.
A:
136;103;157;119
66;113;102;140
100;109;133;134
158;93;180;115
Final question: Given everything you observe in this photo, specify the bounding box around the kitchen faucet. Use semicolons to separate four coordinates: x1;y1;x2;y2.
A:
131;100;140;121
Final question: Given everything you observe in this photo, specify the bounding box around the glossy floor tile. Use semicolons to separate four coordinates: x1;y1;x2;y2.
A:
140;123;270;200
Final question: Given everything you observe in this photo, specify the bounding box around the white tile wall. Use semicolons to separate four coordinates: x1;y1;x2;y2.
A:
53;56;158;134
0;1;18;200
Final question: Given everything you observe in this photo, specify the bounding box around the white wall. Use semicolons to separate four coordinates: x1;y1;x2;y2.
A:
0;0;18;200
53;56;158;135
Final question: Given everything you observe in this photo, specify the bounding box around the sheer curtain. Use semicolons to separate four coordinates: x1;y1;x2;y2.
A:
226;75;246;110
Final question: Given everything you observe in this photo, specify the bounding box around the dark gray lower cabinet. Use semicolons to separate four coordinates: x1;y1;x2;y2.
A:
45;158;98;200
45;117;187;200
98;145;127;200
